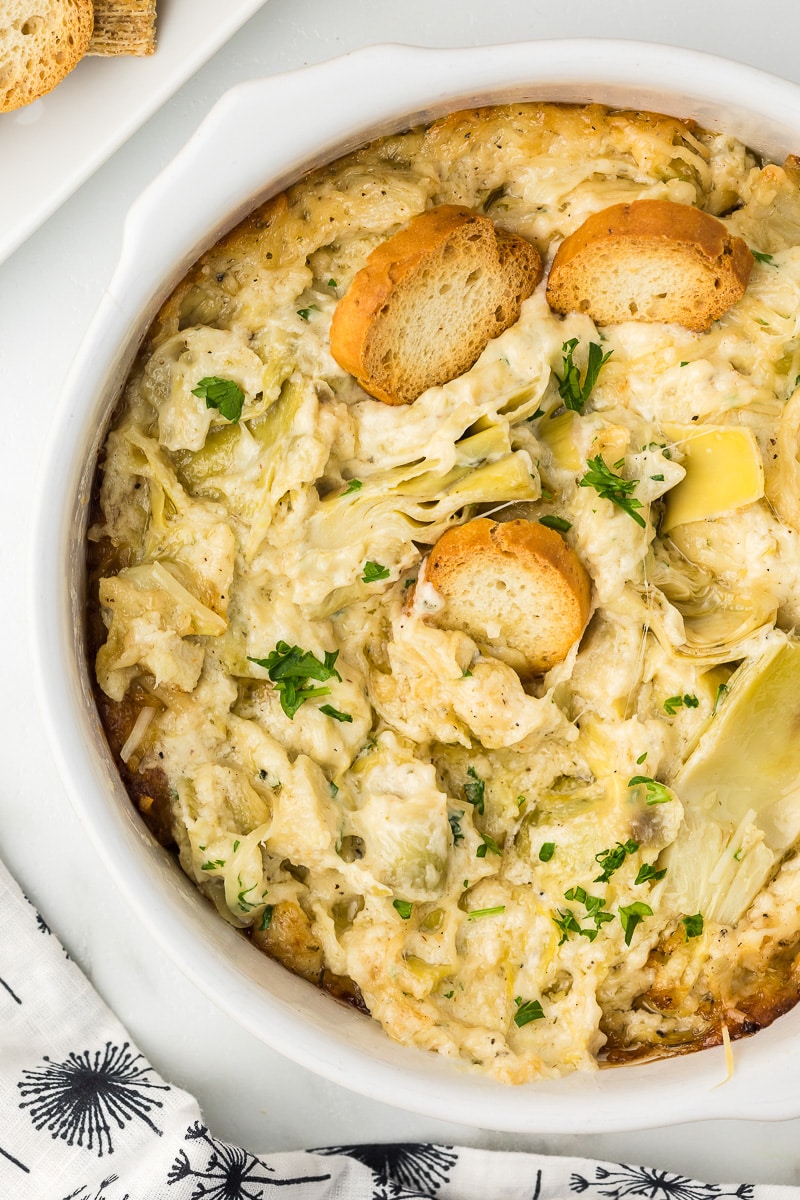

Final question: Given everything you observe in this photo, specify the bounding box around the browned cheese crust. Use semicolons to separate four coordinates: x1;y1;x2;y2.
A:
546;198;753;332
329;205;543;404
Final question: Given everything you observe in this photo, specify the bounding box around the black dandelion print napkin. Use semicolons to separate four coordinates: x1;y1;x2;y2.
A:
0;855;794;1200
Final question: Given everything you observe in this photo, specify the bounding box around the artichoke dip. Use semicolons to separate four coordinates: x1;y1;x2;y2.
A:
88;104;800;1083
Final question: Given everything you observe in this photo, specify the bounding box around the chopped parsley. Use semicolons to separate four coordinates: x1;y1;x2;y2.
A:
752;249;777;266
681;912;704;940
259;904;274;931
191;376;245;423
593;839;639;884
539;514;572;533
619;901;653;946
713;682;729;714
200;858;225;871
247;641;341;720
513;997;545;1027
343;478;363;495
555;338;613;413
555;889;614;943
635;863;668;885
628;775;673;805
476;832;502;859
329;781;339;797
237;882;258;912
464;766;485;815
538;842;555;863
233;840;240;852
319;704;353;723
393;899;413;920
527;406;546;422
297;304;319;321
580;455;646;527
553;907;584;944
449;811;464;844
636;751;648;765
664;693;699;715
327;278;338;288
362;560;390;583
467;905;506;920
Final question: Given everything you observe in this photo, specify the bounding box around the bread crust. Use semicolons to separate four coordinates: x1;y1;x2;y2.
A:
0;0;94;113
330;205;543;404
425;517;591;676
546;199;753;332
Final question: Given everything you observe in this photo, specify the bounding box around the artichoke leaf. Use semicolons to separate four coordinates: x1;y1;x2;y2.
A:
662;638;800;924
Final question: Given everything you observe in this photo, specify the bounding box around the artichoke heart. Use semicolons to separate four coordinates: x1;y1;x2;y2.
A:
663;638;800;924
662;425;764;532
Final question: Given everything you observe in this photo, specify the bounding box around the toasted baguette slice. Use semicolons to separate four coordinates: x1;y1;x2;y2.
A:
546;199;752;332
424;517;591;677
0;0;94;113
330;205;543;405
87;0;156;56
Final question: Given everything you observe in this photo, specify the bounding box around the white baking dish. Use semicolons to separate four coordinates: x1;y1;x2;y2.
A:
29;40;800;1132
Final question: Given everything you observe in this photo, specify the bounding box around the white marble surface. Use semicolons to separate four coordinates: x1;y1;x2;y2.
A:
3;0;800;1183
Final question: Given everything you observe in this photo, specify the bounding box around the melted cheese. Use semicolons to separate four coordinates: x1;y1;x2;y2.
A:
89;103;800;1083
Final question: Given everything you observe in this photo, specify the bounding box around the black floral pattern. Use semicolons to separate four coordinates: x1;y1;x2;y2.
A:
17;1041;169;1156
0;1143;29;1175
0;974;22;1005
569;1164;755;1199
316;1144;457;1199
166;1122;331;1199
62;1174;130;1200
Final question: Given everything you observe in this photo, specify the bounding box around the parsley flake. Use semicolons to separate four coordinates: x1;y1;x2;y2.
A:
319;704;352;723
297;304;319;321
539;514;572;533
343;478;363;495
752;249;777;266
464;766;485;815
681;912;704;940
713;683;729;714
362;560;390;583
191;376;245;423
237;882;258;913
635;863;668;885
247;641;341;720
476;832;502;859
467;905;506;920
555;338;613;413
636;751;648;765
201;858;225;871
538;842;555;862
514;997;545;1027
580;456;646;527
259;905;274;931
449;811;464;844
628;775;673;805
664;693;699;715
620;901;653;946
393;899;413;920
593;839;639;884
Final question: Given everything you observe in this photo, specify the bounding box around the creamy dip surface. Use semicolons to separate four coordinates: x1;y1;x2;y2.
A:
88;104;800;1083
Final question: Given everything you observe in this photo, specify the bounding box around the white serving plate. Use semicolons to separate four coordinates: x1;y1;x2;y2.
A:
30;40;800;1133
0;0;269;267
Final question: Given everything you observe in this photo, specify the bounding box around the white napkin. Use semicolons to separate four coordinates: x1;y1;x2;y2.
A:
0;855;794;1200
